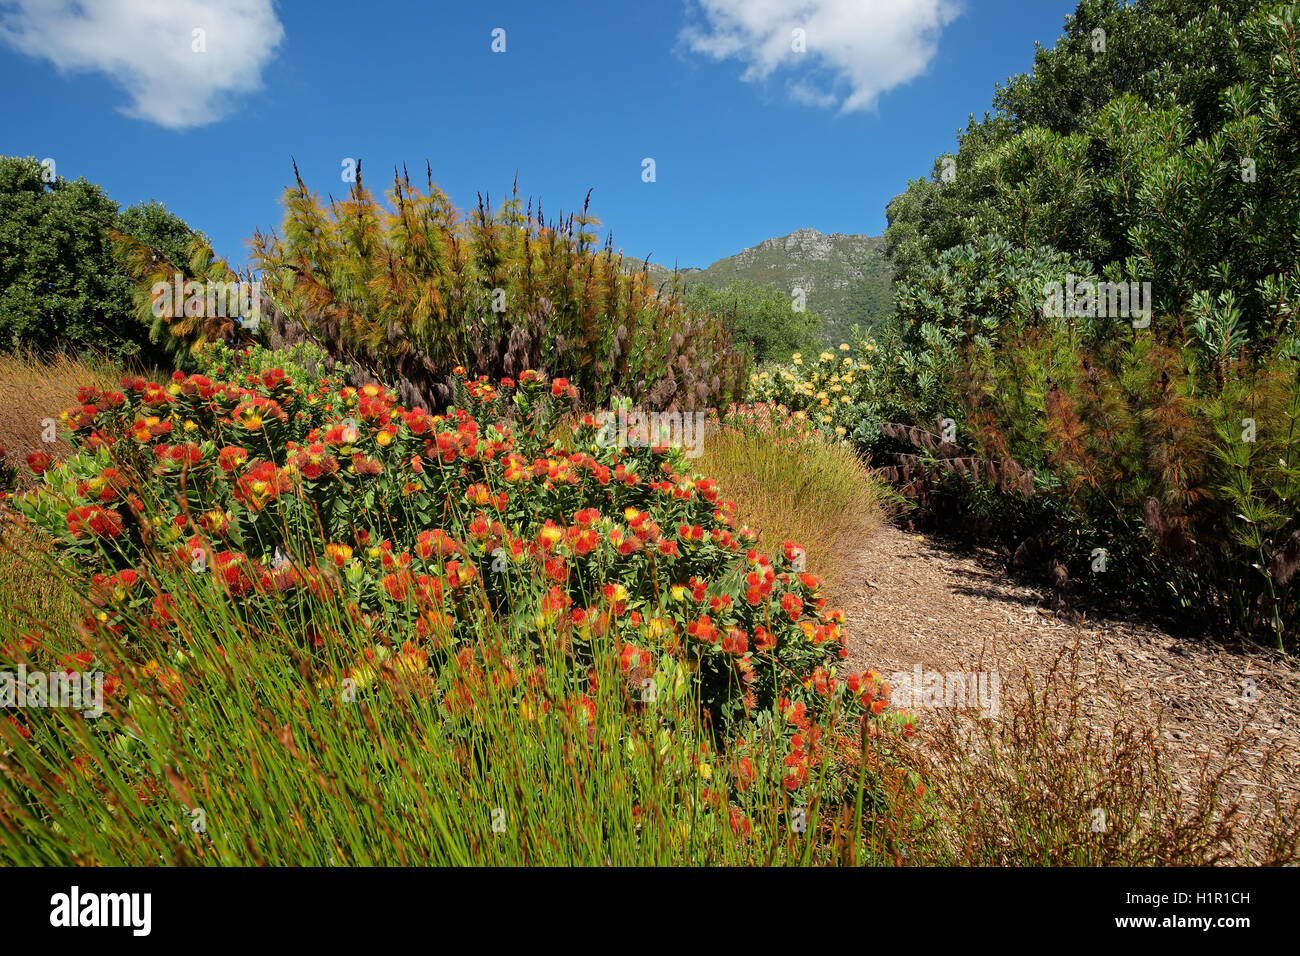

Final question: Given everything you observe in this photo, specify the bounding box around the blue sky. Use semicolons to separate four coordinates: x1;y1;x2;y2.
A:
0;0;1077;271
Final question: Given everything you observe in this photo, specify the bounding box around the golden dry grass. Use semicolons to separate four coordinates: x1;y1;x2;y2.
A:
696;424;891;595
0;351;124;489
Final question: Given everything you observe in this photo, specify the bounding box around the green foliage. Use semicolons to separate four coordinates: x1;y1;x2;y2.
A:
885;0;1300;332
686;280;819;364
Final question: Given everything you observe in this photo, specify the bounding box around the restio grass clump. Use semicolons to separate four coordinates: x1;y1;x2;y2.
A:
881;644;1300;866
698;401;891;596
242;164;749;414
0;357;905;864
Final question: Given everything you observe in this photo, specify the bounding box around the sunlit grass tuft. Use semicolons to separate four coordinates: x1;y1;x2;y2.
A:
697;409;891;596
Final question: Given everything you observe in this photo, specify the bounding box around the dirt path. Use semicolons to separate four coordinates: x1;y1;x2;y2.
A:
836;525;1300;801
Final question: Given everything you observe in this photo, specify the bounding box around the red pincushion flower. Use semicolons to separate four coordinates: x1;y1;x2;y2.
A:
351;454;382;476
25;450;52;475
572;528;600;556
212;551;252;595
543;556;568;583
66;505;124;539
540;585;570;615
382;570;413;601
152;593;177;623
782;753;808;790
218;446;249;472
721;627;748;655
729;807;751;836
261;368;290;390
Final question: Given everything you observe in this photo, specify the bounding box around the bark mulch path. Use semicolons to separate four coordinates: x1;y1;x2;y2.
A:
835;524;1300;803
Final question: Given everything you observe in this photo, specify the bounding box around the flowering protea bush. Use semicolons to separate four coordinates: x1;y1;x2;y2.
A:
0;360;907;864
748;339;893;447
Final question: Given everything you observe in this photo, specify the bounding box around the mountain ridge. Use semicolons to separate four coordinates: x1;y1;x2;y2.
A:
622;227;893;345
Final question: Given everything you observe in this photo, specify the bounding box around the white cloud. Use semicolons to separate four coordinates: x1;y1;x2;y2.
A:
681;0;962;112
0;0;284;129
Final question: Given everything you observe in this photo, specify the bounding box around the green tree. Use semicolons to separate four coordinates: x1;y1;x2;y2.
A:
884;0;1300;334
0;155;210;359
0;155;138;355
873;0;1300;643
685;280;819;364
115;199;210;274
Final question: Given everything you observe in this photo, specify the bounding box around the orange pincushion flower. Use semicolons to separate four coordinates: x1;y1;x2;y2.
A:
780;592;803;621
619;643;651;675
687;615;718;645
415;529;460;559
